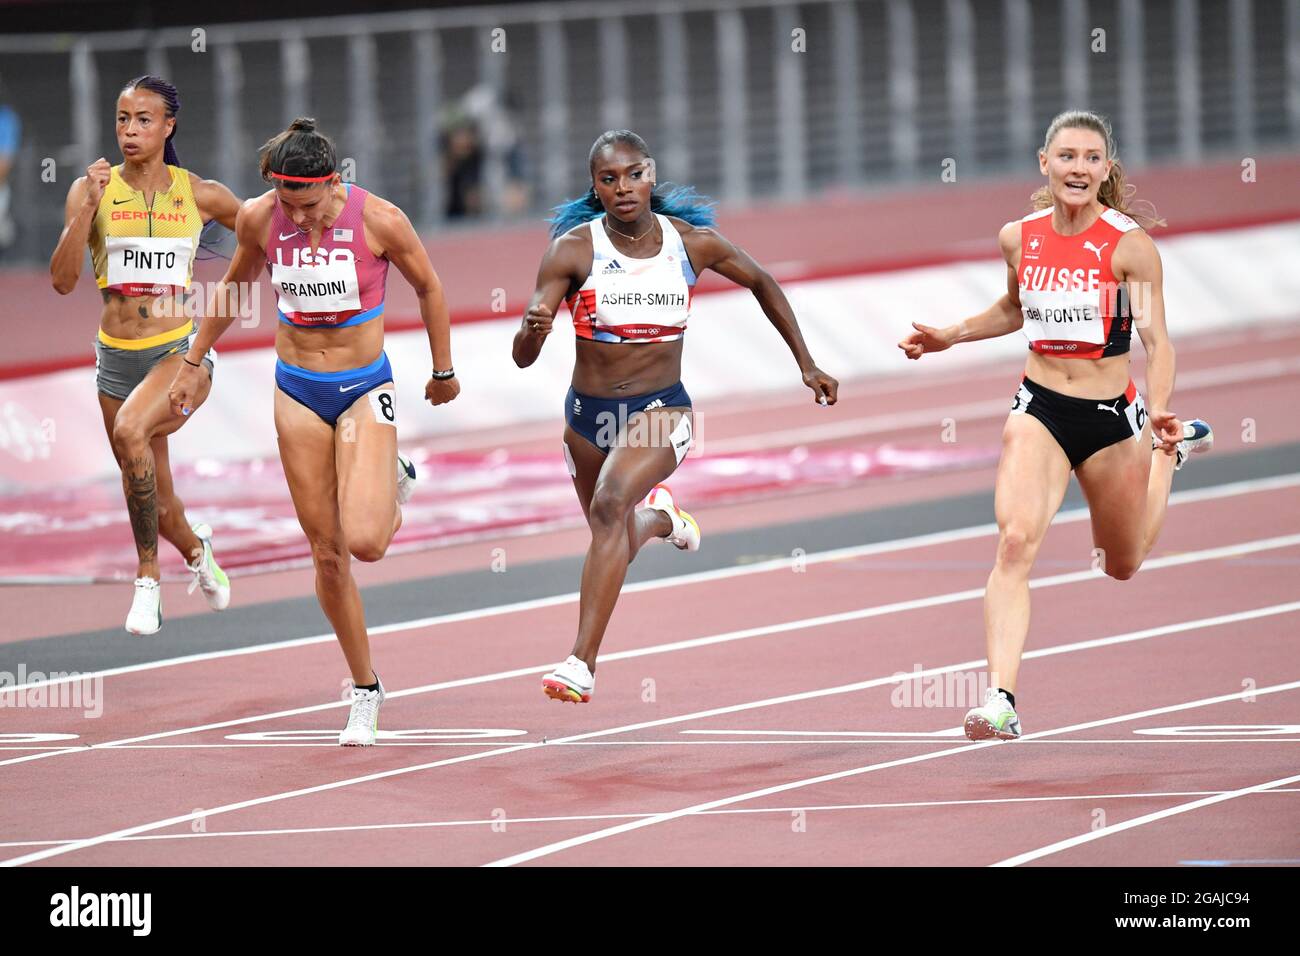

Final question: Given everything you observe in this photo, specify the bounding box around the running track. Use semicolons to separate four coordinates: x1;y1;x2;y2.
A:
1;324;1298;867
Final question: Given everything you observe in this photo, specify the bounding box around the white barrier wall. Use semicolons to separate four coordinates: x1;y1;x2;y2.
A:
2;221;1298;488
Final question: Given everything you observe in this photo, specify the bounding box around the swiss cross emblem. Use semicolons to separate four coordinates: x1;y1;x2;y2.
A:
1024;234;1045;260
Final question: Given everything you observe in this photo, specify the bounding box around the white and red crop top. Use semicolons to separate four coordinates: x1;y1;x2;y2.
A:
1017;206;1141;359
566;214;697;344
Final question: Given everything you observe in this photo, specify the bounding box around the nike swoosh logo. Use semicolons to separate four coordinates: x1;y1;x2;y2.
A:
112;198;132;205
338;383;367;393
279;231;301;241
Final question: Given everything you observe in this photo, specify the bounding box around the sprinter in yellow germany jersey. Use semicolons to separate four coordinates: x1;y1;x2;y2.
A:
49;75;241;635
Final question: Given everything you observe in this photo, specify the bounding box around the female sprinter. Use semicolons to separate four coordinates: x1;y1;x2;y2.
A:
899;110;1212;740
169;118;459;745
49;75;240;635
516;129;839;704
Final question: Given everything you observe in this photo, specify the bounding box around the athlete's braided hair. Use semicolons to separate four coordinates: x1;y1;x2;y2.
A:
548;130;716;238
121;75;181;166
259;117;338;190
119;75;234;260
1030;110;1165;229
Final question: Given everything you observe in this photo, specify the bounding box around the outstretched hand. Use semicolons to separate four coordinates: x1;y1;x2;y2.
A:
898;322;953;360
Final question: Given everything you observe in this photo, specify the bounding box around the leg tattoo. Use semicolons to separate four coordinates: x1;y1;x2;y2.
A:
124;455;159;564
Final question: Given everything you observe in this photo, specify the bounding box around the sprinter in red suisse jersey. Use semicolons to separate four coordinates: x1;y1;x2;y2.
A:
899;110;1213;741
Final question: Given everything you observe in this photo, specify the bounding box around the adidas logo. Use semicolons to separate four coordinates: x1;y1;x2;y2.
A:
602;259;625;275
643;398;665;410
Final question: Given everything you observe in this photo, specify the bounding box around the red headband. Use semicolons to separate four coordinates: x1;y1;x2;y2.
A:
270;171;335;183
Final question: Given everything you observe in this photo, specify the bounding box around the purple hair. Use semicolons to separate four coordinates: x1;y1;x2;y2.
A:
122;75;181;166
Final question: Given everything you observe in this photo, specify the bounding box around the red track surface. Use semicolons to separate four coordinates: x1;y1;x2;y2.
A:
1;326;1298;867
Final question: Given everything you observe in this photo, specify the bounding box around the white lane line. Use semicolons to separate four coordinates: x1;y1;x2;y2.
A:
992;773;1300;867
482;680;1300;867
2;532;1297;773
8;789;1297;851
0;742;543;867
6;601;1295;868
4;470;1299;697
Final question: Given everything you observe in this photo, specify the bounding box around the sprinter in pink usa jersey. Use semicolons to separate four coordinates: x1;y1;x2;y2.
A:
170;118;460;746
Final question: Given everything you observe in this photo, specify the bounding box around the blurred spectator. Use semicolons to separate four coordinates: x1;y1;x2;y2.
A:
0;76;20;252
442;115;483;218
440;84;528;220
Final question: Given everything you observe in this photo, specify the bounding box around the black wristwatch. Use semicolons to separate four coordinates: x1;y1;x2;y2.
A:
431;368;456;381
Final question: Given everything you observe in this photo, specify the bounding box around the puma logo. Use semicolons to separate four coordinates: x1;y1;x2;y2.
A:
1083;240;1108;262
1097;401;1120;416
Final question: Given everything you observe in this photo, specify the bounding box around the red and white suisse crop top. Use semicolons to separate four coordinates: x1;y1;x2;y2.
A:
566;214;697;344
1017;206;1141;359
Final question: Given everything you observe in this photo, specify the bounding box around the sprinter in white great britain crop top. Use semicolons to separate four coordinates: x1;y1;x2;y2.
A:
566;214;696;344
514;130;839;708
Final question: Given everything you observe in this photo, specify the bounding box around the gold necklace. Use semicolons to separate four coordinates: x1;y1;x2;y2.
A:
603;214;658;243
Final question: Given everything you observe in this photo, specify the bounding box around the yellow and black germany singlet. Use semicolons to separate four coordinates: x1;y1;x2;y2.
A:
89;164;201;298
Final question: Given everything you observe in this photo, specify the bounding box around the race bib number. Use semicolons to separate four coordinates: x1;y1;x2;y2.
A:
1124;391;1147;440
368;388;397;426
1010;382;1033;415
669;413;693;465
105;235;193;293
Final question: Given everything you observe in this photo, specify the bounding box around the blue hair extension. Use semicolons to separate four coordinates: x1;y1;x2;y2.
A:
547;188;604;238
549;130;719;238
548;182;716;238
649;182;716;228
